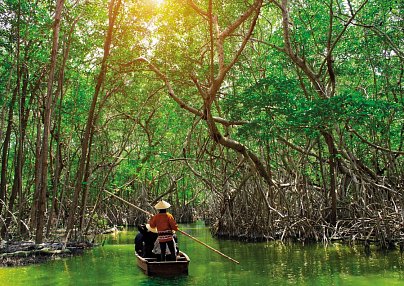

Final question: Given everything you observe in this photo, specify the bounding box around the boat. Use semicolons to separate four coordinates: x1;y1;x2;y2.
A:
135;251;190;276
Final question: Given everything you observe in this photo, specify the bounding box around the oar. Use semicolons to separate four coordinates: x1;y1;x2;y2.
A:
104;190;240;264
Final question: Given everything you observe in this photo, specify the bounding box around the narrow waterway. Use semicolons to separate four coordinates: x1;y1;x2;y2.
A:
1;221;403;285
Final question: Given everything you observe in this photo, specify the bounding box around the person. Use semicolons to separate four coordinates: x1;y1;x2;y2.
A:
134;223;158;258
148;200;179;261
134;225;145;256
151;233;179;258
152;236;175;256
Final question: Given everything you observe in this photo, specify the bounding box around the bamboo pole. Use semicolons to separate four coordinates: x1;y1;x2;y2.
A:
104;190;240;264
104;190;153;216
177;229;240;264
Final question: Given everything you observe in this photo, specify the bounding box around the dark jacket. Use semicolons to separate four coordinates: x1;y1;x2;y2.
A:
135;224;158;258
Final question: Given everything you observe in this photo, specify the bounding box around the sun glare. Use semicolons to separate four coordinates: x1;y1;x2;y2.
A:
151;0;165;6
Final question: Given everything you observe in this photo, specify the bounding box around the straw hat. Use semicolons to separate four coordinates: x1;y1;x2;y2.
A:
154;200;171;210
146;224;157;233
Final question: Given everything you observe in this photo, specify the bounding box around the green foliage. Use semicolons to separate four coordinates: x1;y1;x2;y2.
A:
0;0;402;235
225;73;402;142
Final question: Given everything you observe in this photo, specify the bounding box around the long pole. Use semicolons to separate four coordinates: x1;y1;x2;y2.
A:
176;229;239;264
104;190;240;264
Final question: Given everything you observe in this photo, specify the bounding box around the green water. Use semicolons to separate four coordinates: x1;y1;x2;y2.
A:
1;221;403;285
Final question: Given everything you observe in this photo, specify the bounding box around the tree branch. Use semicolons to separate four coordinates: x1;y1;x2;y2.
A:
186;0;208;17
347;125;404;155
220;0;262;38
123;57;248;127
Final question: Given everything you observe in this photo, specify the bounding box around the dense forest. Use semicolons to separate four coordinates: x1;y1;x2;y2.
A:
0;0;402;248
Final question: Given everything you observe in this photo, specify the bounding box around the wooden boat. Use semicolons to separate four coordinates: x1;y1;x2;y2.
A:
135;251;190;276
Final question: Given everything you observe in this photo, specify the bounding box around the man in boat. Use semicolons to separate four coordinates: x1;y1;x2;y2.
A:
148;200;179;261
134;223;158;258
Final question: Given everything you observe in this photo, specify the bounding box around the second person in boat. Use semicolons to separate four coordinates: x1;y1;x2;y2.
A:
148;200;179;261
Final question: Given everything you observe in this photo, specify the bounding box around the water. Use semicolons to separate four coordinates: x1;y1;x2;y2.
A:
1;221;403;285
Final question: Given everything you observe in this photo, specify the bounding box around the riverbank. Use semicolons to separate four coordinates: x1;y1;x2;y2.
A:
0;226;123;267
0;240;94;267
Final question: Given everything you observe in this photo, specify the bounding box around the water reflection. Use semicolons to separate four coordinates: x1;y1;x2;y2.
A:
0;221;403;285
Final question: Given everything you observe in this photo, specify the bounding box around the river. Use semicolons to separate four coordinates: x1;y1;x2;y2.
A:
0;221;403;285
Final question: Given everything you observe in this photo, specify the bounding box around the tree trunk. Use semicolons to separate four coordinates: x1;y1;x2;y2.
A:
0;84;18;221
66;0;121;236
322;131;338;226
1;59;31;236
34;0;65;244
46;15;79;236
0;1;21;220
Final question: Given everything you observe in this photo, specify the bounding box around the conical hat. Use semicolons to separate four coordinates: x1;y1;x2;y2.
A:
146;224;157;233
154;200;171;209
